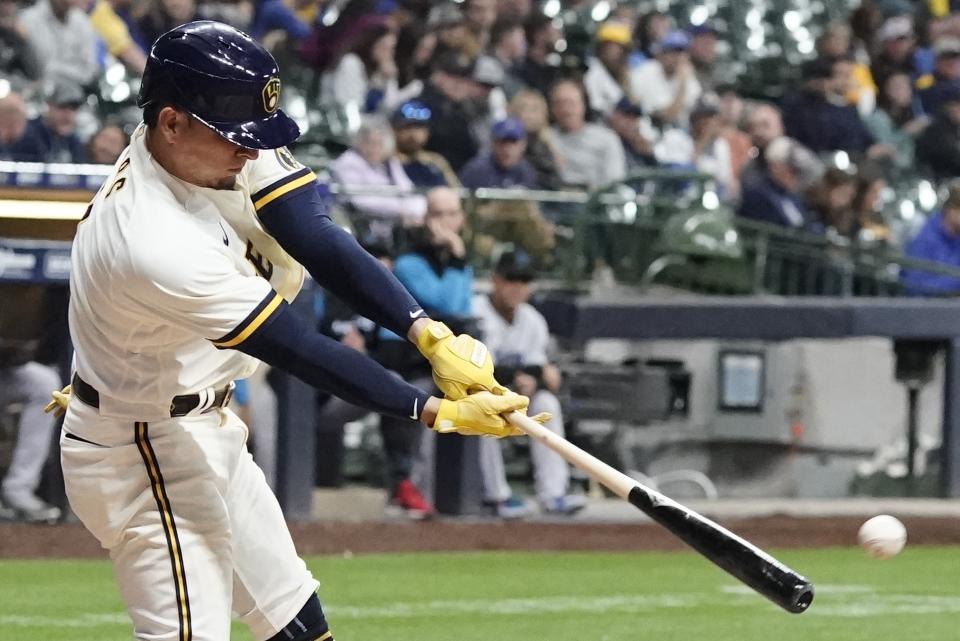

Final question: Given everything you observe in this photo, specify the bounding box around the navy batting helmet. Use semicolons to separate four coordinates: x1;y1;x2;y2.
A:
138;21;300;150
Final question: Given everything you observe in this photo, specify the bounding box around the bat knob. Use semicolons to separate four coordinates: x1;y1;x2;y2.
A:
788;582;815;613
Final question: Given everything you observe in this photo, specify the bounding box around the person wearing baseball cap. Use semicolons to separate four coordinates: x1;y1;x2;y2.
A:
473;248;588;517
417;52;486;171
584;20;633;116
459;117;537;189
688;22;721;91
629;29;702;127
14;79;86;163
917;82;960;179
871;16;925;90
390;100;459;187
918;37;960;115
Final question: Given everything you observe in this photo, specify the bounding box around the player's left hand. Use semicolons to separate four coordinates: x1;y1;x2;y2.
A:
432;391;551;438
43;385;72;417
416;321;508;399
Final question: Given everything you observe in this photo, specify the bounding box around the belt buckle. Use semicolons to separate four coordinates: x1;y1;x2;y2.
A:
222;381;236;409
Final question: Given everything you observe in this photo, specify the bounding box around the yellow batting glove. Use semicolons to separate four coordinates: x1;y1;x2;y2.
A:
433;392;551;438
416;321;508;400
43;385;72;417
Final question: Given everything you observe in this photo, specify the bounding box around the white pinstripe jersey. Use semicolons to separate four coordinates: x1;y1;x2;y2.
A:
69;123;317;420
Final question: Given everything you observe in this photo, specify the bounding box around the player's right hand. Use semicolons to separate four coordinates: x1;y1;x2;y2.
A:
432;392;550;438
43;385;72;417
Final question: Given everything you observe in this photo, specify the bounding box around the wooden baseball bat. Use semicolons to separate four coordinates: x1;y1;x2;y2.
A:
505;411;815;614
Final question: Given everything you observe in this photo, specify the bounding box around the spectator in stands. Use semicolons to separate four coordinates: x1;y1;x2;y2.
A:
716;84;752;180
688;23;720;93
903;182;960;295
391;187;474;505
917;83;960;179
391;100;458;188
488;17;526;99
424;2;467;61
871;16;926;89
548;78;626;189
461;0;496;58
0;91;29;160
474;249;586;517
471;53;509;130
460;118;555;258
806;167;858;235
629;30;702;130
740;102;785;188
20;0;98;88
583;20;656;167
137;0;206;52
509;88;563;190
314;240;434;518
865;72;931;172
816;21;876;115
418;52;488;172
917;36;960;116
738;136;819;232
515;11;562;97
689;100;736;201
13;80;85;163
608;97;656;168
331;116;426;234
851;164;893;245
109;0;149;52
249;0;311;43
86;123;128;164
394;21;434;86
0;357;62;523
583;20;633;117
0;0;41;88
460;117;537;189
781;57;877;156
319;15;421;114
496;0;531;21
632;10;672;62
87;0;147;75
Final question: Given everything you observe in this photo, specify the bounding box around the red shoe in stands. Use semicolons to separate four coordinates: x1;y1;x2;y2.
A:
391;479;434;520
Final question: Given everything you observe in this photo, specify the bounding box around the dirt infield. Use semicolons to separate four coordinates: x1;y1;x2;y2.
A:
3;515;960;558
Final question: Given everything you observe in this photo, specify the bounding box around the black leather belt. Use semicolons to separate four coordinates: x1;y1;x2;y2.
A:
72;374;235;418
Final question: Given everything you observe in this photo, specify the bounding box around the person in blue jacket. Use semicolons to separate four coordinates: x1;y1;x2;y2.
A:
393;186;474;318
391;186;477;505
903;182;960;295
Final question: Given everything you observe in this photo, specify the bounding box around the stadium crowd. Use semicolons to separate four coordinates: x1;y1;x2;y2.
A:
8;0;960;521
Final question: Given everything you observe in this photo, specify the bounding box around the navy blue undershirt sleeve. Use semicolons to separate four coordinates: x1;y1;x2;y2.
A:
237;301;431;420
256;186;424;337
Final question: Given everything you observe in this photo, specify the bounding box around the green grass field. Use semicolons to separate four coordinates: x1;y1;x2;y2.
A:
1;547;957;641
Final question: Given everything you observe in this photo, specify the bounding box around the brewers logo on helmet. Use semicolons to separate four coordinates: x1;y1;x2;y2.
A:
138;21;300;150
262;78;281;114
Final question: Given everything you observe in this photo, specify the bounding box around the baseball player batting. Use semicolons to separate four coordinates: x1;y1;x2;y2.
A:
52;21;544;641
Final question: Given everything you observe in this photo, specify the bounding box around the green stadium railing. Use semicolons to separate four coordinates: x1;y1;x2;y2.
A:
327;169;960;298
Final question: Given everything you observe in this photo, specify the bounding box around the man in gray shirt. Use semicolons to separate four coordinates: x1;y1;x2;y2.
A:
547;78;626;189
19;0;98;88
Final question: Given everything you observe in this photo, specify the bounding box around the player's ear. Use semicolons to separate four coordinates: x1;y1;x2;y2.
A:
155;107;189;144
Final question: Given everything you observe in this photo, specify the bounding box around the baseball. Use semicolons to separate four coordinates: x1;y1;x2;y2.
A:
857;515;907;559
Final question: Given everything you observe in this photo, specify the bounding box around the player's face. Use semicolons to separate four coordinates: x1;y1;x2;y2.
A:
180;117;259;189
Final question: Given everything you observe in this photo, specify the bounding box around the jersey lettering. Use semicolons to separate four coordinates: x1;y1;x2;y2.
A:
245;240;274;280
105;157;131;199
